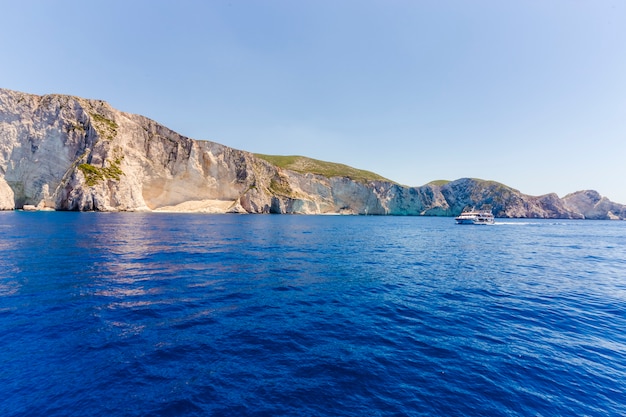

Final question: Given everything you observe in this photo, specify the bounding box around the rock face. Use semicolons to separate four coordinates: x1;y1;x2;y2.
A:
562;190;626;220
1;88;624;219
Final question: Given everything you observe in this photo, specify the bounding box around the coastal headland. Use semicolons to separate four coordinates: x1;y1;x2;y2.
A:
1;88;624;219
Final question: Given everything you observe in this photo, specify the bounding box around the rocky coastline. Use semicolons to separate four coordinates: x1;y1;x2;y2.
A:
1;88;624;219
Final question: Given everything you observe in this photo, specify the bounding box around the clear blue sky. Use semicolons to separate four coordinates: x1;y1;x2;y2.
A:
2;0;625;203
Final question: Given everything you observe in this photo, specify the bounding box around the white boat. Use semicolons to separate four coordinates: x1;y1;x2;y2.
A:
455;210;495;225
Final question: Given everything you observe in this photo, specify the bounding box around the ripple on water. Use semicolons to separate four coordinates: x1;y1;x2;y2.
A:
1;214;625;416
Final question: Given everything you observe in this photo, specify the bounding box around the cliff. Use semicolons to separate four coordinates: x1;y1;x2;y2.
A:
1;88;624;219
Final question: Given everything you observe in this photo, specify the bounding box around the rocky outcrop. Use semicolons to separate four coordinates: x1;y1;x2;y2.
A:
0;177;14;210
1;88;624;219
562;190;626;220
437;178;586;219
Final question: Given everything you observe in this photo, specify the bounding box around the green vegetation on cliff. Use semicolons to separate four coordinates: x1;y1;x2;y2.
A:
427;180;450;186
268;178;295;197
255;154;392;183
89;113;118;141
78;156;124;186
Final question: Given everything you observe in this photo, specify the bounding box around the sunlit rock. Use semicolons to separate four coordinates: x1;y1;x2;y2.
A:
1;88;624;219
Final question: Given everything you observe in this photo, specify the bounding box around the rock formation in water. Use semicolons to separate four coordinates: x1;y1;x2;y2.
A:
0;88;624;219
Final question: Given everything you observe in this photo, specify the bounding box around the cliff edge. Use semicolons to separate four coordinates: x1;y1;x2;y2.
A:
1;88;623;219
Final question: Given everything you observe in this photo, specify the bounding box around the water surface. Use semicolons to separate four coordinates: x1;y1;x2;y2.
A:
1;212;625;416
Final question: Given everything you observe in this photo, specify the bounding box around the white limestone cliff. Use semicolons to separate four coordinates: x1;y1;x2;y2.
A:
0;88;379;214
1;88;624;219
0;177;13;210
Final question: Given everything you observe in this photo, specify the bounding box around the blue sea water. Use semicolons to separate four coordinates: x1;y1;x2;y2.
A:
1;212;625;417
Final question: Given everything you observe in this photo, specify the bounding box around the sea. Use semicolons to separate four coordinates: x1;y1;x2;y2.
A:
1;212;625;417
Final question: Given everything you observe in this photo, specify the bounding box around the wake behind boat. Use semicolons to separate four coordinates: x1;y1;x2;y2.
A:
455;210;495;225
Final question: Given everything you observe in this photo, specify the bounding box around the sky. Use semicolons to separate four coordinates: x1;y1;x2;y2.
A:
2;0;625;203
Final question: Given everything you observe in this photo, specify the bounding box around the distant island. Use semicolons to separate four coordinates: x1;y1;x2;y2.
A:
0;88;624;219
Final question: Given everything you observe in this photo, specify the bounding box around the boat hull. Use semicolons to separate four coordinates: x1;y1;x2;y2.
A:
455;219;494;225
454;211;495;225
